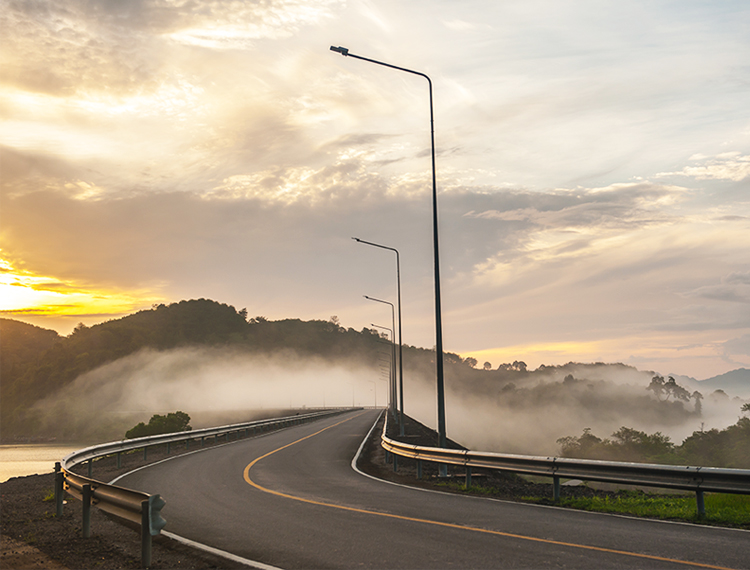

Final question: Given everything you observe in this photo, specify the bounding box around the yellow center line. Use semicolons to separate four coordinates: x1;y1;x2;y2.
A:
243;413;736;570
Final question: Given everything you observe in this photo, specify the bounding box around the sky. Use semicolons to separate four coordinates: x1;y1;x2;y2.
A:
1;0;750;380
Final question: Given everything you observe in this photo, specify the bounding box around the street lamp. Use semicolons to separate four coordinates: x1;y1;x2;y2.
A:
334;46;446;450
354;237;405;436
371;323;395;414
364;295;397;421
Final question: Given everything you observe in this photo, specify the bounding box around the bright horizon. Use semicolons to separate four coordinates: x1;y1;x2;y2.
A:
2;1;750;381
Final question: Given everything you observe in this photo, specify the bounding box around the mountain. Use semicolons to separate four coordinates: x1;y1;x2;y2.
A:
668;370;750;399
4;299;742;443
0;300;386;439
697;369;750;399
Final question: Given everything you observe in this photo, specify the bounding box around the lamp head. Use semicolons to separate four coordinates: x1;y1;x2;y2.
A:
330;45;349;56
352;237;361;242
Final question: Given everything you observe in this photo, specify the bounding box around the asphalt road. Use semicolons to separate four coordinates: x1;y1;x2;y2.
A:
116;409;750;569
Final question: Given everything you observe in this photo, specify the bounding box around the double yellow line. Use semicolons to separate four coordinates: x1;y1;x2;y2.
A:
243;413;735;570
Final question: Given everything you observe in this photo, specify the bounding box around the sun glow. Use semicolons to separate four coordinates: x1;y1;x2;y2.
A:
0;258;162;322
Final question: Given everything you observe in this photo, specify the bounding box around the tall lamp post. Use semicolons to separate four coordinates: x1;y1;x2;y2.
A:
364;295;397;422
371;323;395;415
334;46;446;449
354;237;405;436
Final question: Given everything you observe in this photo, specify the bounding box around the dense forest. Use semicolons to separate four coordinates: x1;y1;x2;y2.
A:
1;299;748;468
0;299;385;438
557;418;750;469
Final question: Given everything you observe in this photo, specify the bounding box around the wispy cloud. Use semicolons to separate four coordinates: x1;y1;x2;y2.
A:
683;271;750;304
658;153;750;182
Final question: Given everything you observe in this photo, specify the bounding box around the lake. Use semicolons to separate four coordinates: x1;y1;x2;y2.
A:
0;444;85;483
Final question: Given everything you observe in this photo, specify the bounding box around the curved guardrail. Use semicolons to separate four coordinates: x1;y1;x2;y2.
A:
380;414;750;515
56;408;353;567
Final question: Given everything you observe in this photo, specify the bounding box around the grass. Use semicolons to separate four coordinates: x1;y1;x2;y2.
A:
433;480;507;498
431;480;750;528
526;490;750;527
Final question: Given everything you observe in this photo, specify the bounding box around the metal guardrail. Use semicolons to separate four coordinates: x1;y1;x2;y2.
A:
56;408;352;567
380;414;750;516
62;409;346;473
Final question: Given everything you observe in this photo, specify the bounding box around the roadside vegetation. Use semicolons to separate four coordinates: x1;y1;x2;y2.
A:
125;411;192;439
544;492;750;526
556;413;750;469
432;479;750;528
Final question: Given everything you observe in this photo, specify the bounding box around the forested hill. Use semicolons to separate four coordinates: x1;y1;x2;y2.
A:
0;299;389;437
4;299;745;446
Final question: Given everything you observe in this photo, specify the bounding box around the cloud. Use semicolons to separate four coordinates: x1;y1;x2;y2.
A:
722;334;750;358
657;153;750;182
3;0;750;380
683;271;750;304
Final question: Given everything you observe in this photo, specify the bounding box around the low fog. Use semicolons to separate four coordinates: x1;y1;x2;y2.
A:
33;346;384;441
402;363;747;456
35;347;747;453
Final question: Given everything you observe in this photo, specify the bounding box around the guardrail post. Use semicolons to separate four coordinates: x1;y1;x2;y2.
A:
87;459;93;478
201;436;205;447
82;484;92;538
553;476;561;502
166;442;171;454
117;452;122;469
465;466;472;488
185;439;190;450
141;499;152;568
385;450;391;464
393;454;398;472
696;490;705;518
54;462;64;517
416;459;423;479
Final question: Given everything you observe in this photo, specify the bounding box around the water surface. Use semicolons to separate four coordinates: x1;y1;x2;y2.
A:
0;444;85;483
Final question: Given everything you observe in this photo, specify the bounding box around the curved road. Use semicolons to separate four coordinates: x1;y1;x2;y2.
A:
117;410;749;569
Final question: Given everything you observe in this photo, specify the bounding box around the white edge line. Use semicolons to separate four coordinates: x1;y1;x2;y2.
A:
161;531;283;570
350;411;750;534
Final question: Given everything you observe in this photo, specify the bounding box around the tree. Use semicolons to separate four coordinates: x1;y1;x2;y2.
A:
557;427;603;458
126;411;192;439
483;361;492;370
648;375;690;403
610;426;673;461
692;391;703;414
647;375;666;401
742;402;750;416
464;357;478;368
664;376;690;402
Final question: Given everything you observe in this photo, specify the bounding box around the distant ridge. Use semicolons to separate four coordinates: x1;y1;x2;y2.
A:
670;368;750;399
698;368;750;398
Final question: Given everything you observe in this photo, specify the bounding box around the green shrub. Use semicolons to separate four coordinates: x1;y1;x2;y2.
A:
126;411;191;439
